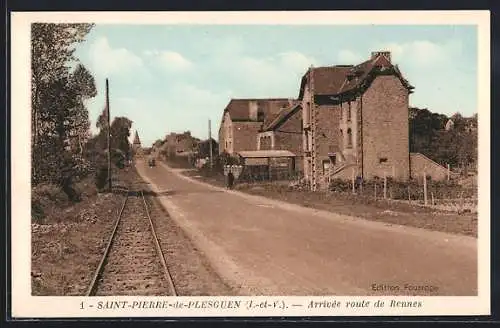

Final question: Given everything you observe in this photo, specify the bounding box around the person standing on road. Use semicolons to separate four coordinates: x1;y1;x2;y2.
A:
227;171;234;189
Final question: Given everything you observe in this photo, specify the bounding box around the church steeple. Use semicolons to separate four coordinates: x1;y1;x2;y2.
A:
132;130;144;158
133;131;141;146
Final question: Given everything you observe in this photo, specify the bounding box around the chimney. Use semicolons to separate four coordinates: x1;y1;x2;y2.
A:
371;51;391;63
249;100;258;121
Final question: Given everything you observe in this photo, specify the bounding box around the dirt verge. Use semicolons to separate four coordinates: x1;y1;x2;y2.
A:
31;168;133;295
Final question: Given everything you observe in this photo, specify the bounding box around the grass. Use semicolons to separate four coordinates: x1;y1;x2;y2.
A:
180;168;478;237
31;167;133;295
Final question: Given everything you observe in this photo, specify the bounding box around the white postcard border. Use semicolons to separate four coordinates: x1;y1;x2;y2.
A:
10;10;491;318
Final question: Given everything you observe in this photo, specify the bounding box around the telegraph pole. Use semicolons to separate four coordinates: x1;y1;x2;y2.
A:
106;78;112;191
208;119;213;169
309;65;317;191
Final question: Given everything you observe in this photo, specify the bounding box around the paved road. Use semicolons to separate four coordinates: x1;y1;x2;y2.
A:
136;160;477;296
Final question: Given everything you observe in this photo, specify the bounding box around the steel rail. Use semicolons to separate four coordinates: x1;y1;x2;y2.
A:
86;191;130;296
141;190;178;296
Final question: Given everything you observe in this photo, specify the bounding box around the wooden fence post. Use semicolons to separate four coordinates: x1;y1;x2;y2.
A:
423;170;428;206
352;168;355;194
460;191;464;213
447;163;450;181
383;172;387;199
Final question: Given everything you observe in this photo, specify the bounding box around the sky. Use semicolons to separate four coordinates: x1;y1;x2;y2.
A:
73;24;478;147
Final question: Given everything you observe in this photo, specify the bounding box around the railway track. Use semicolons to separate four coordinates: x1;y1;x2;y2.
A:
86;183;177;296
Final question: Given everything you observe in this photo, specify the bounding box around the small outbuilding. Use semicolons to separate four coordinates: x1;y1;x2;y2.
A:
236;150;297;181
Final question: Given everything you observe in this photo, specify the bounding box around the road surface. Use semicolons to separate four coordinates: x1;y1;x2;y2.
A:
136;160;477;296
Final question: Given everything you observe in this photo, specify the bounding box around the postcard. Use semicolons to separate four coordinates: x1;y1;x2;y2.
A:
11;10;490;318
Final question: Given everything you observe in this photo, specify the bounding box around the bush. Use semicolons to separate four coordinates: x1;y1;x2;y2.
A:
31;183;69;222
33;183;69;205
31;198;45;223
95;166;109;191
329;178;352;193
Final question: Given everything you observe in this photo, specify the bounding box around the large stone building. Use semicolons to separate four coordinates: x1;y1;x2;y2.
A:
216;50;449;186
300;51;415;190
218;98;294;154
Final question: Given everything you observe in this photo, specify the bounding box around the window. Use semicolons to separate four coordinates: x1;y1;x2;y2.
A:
340;105;343;120
305;130;310;151
379;157;388;164
329;154;337;166
347;128;352;148
322;160;331;175
347;102;351;121
257;110;265;121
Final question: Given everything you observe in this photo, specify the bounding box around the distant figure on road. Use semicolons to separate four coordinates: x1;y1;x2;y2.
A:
356;176;363;192
227;171;234;190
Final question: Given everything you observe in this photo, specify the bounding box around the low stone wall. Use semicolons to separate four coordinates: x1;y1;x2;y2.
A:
410;152;449;181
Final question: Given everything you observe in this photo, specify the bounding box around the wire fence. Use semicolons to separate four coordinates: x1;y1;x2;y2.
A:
328;177;478;213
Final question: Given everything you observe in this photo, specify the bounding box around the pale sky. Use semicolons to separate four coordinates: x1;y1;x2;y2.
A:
73;24;477;146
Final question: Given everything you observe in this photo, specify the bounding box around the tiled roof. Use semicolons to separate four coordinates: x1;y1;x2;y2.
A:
223;98;294;123
263;102;301;131
298;53;414;99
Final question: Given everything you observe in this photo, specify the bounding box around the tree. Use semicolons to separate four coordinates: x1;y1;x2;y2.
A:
409;107;478;172
110;117;133;158
152;139;164;149
93;115;133;168
31;23;96;194
31;23;94;148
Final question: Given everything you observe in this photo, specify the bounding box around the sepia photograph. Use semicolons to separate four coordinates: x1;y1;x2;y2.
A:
11;11;490;318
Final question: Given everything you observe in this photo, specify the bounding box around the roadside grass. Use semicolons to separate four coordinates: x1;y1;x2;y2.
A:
180;168;477;237
31;167;132;295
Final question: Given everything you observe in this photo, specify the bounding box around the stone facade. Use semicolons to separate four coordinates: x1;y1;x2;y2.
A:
410;152;449;181
257;105;304;173
232;121;263;153
218;98;292;155
300;51;415;190
219;112;234;154
274;108;303;156
360;75;410;180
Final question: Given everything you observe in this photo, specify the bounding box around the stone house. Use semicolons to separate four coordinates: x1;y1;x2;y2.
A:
257;102;304;173
161;131;198;158
300;51;416;190
218;98;294;155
